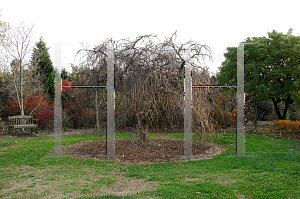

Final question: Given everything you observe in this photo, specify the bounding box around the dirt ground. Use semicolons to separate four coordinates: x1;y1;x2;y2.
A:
0;128;227;165
63;138;227;165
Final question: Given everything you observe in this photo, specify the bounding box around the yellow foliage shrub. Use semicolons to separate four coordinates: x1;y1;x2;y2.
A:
265;120;300;133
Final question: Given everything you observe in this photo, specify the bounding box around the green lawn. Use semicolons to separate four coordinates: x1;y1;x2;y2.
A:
0;131;299;198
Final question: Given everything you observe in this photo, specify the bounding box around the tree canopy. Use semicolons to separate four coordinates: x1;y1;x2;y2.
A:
72;33;221;134
218;29;300;120
30;38;55;102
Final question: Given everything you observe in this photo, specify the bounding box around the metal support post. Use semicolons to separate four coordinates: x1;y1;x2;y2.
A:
106;41;115;157
184;50;192;155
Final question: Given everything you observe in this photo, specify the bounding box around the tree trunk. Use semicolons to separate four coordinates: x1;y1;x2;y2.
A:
270;96;294;120
137;112;150;143
282;95;294;120
271;97;283;120
139;125;149;143
20;60;25;132
20;60;24;116
252;101;258;130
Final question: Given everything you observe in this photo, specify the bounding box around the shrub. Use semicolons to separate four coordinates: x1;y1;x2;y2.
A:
4;97;20;116
34;109;54;129
4;94;54;129
0;117;8;131
213;103;236;129
62;97;97;129
265;120;300;133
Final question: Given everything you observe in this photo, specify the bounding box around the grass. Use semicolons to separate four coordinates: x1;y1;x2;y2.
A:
0;131;299;198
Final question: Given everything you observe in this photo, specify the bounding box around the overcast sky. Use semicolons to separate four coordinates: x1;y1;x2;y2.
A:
1;0;299;74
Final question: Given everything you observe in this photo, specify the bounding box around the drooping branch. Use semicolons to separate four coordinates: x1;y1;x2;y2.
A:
73;32;215;134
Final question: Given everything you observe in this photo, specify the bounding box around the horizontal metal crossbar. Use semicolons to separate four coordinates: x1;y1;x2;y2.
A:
62;85;237;89
192;85;237;88
61;85;106;88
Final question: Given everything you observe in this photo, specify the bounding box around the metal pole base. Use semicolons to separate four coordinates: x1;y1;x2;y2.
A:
175;154;203;158
228;154;254;157
96;155;124;158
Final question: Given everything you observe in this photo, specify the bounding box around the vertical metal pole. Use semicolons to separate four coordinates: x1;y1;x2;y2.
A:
95;89;100;135
184;50;192;155
237;43;245;156
54;44;63;156
106;41;115;157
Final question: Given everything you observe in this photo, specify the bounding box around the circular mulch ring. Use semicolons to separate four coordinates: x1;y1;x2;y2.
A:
63;138;227;165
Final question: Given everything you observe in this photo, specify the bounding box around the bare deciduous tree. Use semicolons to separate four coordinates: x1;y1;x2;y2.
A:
72;32;220;143
1;22;35;116
0;11;10;72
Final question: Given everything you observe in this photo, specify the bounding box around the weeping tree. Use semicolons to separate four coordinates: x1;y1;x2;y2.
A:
74;32;220;142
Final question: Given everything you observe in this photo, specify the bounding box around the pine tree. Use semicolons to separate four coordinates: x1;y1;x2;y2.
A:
31;38;55;102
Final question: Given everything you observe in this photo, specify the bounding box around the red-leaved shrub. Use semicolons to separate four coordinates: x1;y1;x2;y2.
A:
4;94;54;129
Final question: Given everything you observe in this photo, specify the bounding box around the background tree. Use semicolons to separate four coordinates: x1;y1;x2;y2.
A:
0;11;10;117
61;67;69;80
245;95;273;129
0;22;35;116
0;69;10;117
0;11;9;71
218;29;300;120
30;38;55;102
0;21;47;127
2;58;45;113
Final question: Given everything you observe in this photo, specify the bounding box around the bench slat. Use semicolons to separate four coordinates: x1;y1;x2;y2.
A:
9;115;32;119
13;125;37;128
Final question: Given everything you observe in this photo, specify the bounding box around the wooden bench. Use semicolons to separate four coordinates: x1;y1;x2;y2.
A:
8;115;39;135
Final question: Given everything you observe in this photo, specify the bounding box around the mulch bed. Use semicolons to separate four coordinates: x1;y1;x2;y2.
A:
63;138;226;165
